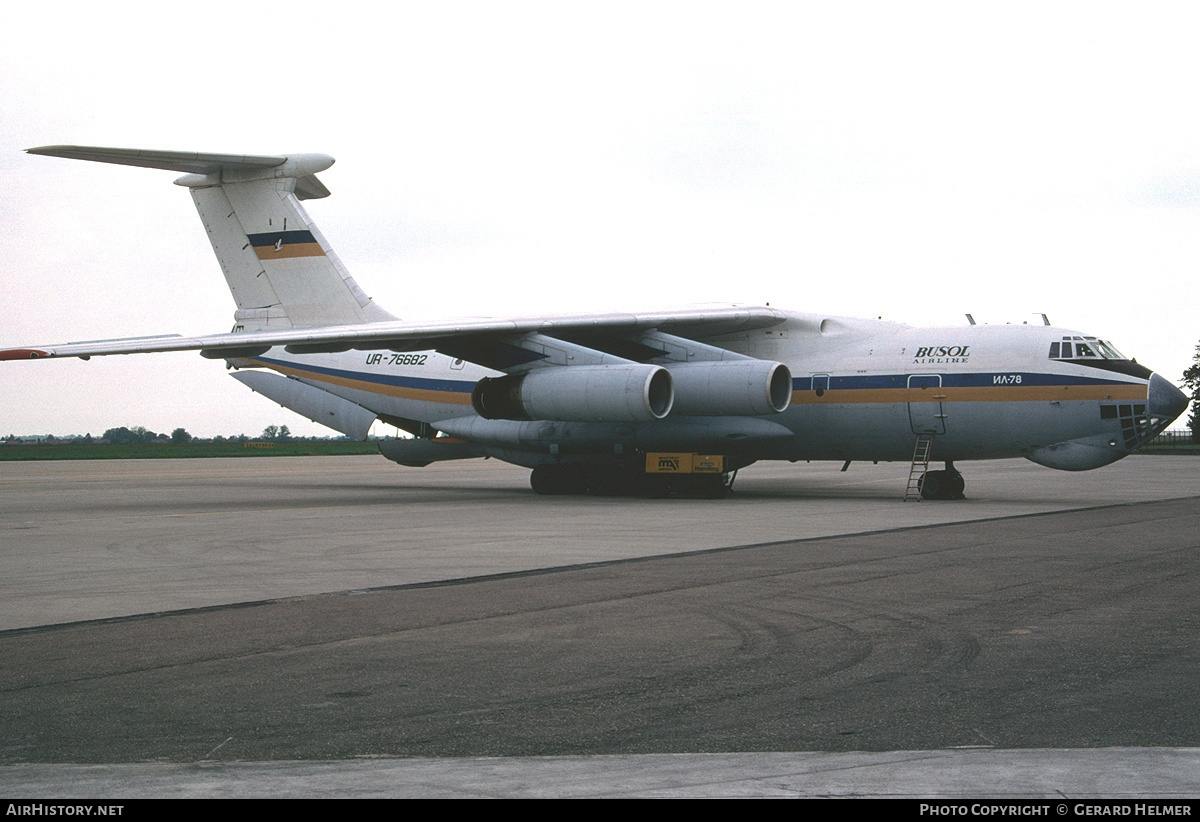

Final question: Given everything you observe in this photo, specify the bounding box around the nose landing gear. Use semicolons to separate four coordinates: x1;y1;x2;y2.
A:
919;462;966;500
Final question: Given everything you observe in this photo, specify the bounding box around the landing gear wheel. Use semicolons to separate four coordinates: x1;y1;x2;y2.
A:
530;464;563;495
586;465;630;496
946;471;966;499
642;475;670;499
530;464;588;495
697;474;730;499
919;470;944;500
919;469;967;500
672;474;729;499
532;464;735;499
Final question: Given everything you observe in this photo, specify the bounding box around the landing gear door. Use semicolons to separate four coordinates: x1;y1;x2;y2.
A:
908;374;946;434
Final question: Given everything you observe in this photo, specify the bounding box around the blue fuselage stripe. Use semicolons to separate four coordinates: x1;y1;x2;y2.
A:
791;372;1138;391
254;356;476;394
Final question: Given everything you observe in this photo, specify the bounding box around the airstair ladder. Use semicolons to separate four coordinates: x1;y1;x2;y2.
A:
904;432;935;501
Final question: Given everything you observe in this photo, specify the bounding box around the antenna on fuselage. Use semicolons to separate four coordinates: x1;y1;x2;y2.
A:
966;314;976;326
1040;313;1051;326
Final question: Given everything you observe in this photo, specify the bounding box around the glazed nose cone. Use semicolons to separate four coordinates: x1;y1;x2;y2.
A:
1148;372;1189;423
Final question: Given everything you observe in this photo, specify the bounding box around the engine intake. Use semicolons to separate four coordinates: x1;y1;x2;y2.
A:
472;365;673;422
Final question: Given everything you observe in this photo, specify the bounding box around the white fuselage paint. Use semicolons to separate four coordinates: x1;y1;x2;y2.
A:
240;313;1166;471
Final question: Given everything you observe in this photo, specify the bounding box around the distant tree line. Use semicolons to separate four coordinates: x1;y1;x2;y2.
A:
93;424;303;443
102;426;164;444
260;425;292;442
4;427;365;444
101;426;195;444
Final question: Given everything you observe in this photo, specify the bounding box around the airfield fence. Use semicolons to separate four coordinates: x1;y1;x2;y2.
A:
1146;430;1198;451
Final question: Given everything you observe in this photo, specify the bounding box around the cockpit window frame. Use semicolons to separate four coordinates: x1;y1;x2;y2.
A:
1047;334;1152;378
1050;336;1129;362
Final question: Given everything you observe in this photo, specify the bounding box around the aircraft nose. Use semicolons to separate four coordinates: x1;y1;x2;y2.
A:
1148;372;1189;424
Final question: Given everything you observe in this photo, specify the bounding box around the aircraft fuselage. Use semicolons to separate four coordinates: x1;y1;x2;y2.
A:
236;312;1183;474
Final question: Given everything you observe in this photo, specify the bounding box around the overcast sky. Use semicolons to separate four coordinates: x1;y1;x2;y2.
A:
2;2;1198;438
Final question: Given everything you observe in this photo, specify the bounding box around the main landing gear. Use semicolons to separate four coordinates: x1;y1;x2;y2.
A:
529;463;732;499
918;462;966;500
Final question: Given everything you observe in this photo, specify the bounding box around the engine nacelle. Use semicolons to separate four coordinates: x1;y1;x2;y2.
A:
472;365;673;422
666;361;792;416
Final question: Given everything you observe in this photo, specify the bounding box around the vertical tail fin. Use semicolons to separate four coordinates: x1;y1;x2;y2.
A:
25;146;396;330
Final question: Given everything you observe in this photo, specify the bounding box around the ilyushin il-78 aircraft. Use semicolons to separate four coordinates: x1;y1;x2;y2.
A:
4;146;1189;499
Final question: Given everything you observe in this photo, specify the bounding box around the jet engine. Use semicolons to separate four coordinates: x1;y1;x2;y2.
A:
471;364;673;422
666;361;792;416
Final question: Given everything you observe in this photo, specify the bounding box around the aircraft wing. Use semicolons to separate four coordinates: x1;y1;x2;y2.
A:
0;306;788;365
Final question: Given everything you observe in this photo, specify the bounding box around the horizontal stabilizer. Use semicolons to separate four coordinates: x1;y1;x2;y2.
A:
25;145;287;175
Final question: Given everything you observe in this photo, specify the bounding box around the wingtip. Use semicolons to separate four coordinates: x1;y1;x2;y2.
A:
25;145;79;155
0;349;51;361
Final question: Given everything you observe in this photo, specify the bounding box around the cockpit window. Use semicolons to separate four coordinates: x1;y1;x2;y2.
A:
1050;336;1127;361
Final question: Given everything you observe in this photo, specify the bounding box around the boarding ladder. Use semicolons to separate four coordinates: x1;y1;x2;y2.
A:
903;432;935;501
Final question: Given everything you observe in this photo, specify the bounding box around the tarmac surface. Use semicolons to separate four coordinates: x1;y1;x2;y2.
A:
1;454;1197;797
